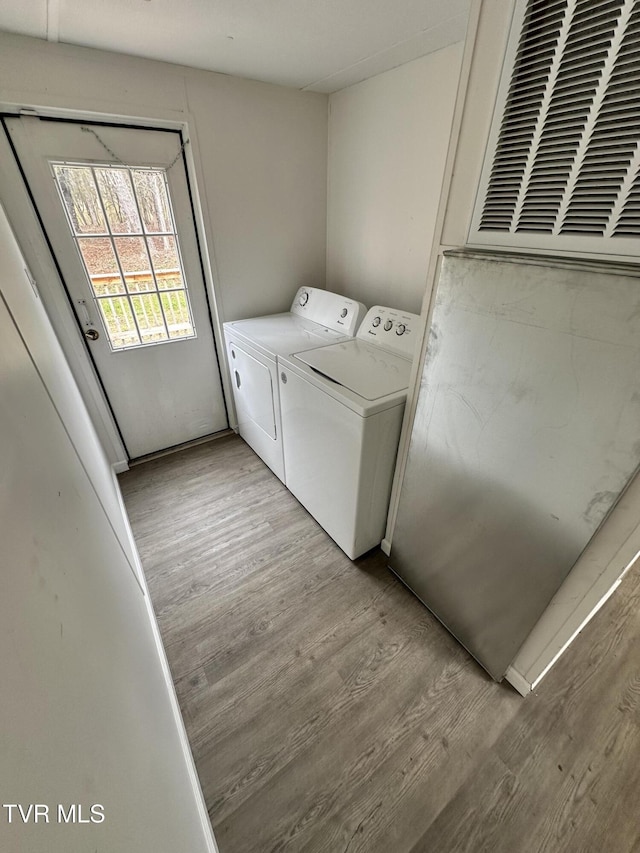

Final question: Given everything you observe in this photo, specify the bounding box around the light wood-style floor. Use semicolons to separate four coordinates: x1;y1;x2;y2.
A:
119;435;640;853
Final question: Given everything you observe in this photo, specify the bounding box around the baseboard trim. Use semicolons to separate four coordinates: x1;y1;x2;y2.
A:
111;467;219;852
505;665;532;697
381;538;391;556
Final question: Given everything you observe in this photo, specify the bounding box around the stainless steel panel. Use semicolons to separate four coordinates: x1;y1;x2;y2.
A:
390;252;640;679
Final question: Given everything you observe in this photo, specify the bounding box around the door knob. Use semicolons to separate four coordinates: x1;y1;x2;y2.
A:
84;328;100;341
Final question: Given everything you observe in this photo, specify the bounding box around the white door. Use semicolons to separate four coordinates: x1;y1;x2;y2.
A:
6;116;228;459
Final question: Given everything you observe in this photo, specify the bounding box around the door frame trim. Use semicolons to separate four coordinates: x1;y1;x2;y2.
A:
1;115;130;456
0;105;234;466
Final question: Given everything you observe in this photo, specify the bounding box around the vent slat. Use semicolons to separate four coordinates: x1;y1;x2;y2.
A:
563;34;616;55
521;14;567;39
570;2;626;30
591;115;640;129
552;75;603;95
560;44;614;65
507;86;552;106
587;128;640;142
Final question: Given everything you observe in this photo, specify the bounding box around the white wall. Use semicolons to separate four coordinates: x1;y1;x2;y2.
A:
0;32;328;321
0;202;217;852
0;32;328;464
387;0;640;692
326;42;464;314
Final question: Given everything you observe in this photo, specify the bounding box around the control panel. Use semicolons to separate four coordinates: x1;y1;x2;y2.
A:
290;286;367;336
356;305;421;359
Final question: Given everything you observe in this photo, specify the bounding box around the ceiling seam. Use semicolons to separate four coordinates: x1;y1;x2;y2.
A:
301;11;468;92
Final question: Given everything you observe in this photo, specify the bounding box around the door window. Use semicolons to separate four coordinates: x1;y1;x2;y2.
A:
51;163;196;350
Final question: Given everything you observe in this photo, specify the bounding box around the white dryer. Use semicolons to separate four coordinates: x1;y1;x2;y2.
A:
278;305;421;559
223;287;366;482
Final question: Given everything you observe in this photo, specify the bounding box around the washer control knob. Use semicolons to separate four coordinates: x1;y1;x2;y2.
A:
384;319;393;331
299;291;309;306
280;372;287;384
396;324;406;336
372;316;381;327
340;308;348;318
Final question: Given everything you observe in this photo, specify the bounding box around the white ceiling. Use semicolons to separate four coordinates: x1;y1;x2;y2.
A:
0;0;470;93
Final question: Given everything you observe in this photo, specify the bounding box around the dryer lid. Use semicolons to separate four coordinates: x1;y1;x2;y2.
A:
225;313;345;357
295;339;411;401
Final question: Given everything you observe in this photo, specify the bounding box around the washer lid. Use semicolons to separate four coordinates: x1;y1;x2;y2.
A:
295;339;411;400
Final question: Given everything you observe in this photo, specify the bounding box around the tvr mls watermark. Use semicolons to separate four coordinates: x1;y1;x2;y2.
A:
3;804;105;824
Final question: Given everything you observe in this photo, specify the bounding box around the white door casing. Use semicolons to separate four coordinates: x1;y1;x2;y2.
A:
6;116;228;458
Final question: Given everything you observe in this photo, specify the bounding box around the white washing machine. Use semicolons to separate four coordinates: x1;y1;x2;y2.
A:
278;305;421;559
223;287;366;482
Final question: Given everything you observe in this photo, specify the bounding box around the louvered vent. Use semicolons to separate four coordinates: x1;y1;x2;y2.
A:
472;0;640;252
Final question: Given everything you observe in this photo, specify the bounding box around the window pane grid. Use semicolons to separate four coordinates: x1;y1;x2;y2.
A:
70;229;178;239
51;162;196;351
89;170;147;348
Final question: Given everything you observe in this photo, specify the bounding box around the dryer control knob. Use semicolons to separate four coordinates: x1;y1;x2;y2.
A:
384;319;393;331
299;291;309;306
372;316;381;327
280;372;288;384
340;308;348;318
396;324;406;335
